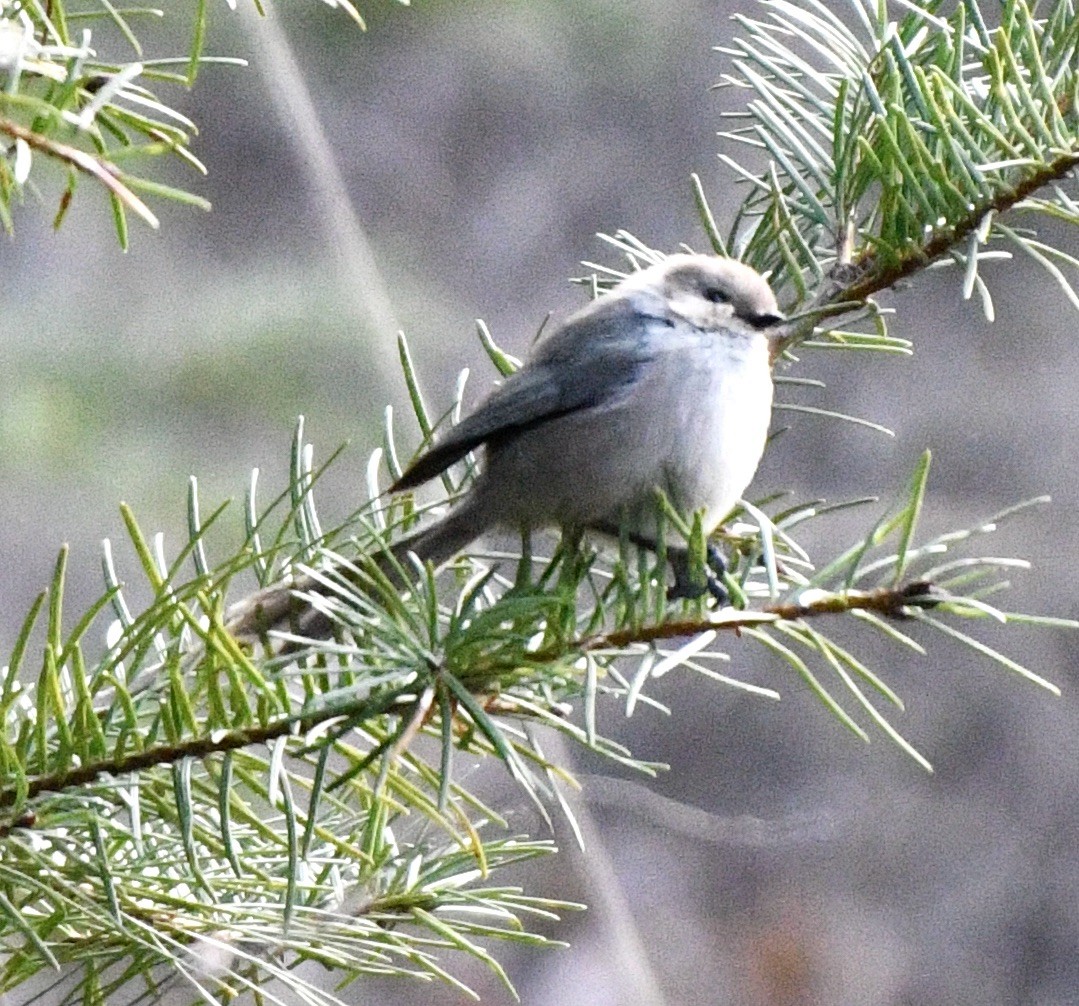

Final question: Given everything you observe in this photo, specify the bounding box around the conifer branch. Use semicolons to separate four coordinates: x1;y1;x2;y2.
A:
2;1;1076;1002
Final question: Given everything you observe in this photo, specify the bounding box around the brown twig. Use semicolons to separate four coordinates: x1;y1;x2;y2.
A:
0;581;941;823
573;580;941;653
834;152;1079;307
774;151;1079;354
0;116;159;228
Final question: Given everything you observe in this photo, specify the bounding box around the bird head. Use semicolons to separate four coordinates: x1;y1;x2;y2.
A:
618;253;784;337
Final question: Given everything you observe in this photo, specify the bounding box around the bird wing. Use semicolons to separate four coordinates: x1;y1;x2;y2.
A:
390;301;667;492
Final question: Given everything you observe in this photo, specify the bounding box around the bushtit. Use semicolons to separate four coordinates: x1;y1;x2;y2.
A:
230;254;783;643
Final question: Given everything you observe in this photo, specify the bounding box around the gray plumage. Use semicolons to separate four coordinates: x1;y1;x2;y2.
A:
228;254;783;643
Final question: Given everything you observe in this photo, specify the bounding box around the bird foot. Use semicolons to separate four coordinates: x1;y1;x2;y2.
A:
668;544;729;606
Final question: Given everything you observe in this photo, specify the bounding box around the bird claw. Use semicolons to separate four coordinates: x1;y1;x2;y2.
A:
668;544;729;606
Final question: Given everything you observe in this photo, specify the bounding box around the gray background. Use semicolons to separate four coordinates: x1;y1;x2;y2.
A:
2;2;1077;1003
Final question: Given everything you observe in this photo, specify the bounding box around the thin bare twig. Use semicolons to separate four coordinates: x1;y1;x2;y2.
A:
0;116;160;228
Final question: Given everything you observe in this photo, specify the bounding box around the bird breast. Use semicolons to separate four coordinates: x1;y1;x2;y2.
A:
477;326;773;536
661;329;774;530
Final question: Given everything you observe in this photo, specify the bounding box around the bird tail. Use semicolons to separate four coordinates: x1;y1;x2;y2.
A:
225;497;487;647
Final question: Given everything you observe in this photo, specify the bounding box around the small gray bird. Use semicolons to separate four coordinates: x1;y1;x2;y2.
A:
230;254;783;643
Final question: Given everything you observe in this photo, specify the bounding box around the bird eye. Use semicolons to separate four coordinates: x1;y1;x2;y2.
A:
703;286;729;304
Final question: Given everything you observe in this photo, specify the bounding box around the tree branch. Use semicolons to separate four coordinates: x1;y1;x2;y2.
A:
573;580;941;653
835;153;1079;306
0;580;942;823
0;116;159;228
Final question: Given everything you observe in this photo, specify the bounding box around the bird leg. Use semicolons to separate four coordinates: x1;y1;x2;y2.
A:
589;522;729;605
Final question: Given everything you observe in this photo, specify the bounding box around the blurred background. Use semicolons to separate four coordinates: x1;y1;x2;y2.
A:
1;1;1077;1003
